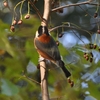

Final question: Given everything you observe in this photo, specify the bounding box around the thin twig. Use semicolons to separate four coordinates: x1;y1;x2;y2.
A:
23;75;40;85
50;96;63;100
51;0;100;12
78;5;92;17
28;0;43;21
49;25;87;33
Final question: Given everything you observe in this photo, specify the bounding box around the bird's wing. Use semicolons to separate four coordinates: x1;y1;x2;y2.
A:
34;37;61;61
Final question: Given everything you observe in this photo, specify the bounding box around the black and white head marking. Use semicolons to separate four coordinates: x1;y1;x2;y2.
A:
36;26;49;37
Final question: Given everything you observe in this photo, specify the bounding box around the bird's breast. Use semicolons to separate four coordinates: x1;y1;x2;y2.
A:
38;34;51;43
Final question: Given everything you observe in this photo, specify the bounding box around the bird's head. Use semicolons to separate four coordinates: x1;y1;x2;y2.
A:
36;26;49;37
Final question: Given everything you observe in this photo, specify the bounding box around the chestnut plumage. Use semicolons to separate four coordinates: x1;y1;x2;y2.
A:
34;26;71;78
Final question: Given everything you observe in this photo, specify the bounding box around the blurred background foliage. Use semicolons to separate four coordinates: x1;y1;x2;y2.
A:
0;0;100;100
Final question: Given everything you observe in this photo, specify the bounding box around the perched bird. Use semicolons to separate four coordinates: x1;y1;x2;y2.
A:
34;25;71;78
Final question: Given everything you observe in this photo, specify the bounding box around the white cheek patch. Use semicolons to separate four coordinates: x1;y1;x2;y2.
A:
35;28;50;38
49;32;51;35
35;31;39;38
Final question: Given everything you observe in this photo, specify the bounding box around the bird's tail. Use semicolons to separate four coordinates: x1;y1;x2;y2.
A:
56;60;71;78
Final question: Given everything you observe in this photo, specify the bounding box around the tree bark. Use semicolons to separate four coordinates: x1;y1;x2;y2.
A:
40;0;51;100
40;60;50;100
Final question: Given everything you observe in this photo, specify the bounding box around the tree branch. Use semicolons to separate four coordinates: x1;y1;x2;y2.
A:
41;0;51;26
39;0;51;100
51;0;100;12
40;60;50;100
49;24;91;35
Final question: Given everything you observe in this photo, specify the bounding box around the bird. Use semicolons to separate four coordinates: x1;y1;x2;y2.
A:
34;25;71;78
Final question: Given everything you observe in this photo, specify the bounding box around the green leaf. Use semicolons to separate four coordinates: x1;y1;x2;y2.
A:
11;94;23;100
0;94;11;100
0;34;15;57
25;39;38;64
1;79;19;96
0;20;15;57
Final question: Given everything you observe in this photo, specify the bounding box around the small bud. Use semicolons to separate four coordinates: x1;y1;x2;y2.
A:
90;57;93;63
58;33;63;38
89;43;93;49
98;47;100;52
12;19;17;25
83;53;87;58
93;44;97;49
86;56;89;61
17;20;23;25
57;9;63;13
86;53;89;57
24;14;30;19
10;25;15;32
56;40;59;46
70;80;74;87
94;12;98;18
68;78;71;83
3;1;8;7
90;52;93;57
97;30;100;34
37;64;40;69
